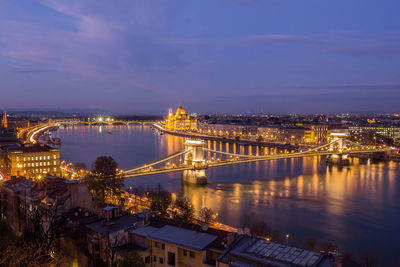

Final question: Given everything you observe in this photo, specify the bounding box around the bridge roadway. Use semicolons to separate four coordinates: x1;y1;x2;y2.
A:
122;148;388;178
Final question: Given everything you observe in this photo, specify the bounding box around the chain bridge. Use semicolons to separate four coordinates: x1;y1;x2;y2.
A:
122;134;389;184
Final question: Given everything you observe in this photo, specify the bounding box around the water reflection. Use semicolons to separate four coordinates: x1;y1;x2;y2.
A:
56;126;400;264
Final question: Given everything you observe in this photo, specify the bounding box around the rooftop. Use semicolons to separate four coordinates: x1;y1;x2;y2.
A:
148;216;231;251
86;215;143;236
218;236;334;267
148;225;218;252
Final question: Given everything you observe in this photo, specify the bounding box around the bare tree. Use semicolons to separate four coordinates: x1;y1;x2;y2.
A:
25;201;65;252
199;207;214;224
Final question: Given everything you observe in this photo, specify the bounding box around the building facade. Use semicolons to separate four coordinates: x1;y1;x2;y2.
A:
0;143;61;178
165;105;197;131
0;175;93;234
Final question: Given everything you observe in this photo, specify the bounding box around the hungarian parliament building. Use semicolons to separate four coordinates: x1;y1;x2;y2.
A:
165;104;198;131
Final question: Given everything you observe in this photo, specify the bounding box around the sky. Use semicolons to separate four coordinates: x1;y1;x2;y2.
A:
1;0;400;114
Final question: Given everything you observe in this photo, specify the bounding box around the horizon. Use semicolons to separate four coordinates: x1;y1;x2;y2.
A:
1;1;400;113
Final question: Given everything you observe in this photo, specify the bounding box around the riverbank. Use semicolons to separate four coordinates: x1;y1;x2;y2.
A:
153;123;303;150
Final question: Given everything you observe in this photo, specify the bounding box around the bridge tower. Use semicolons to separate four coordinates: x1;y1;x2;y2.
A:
328;132;350;166
182;139;207;185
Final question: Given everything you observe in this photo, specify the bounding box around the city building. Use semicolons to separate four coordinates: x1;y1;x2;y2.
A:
0;175;94;234
348;126;400;144
86;208;145;265
86;213;234;267
217;235;337;267
0;111;19;146
0;143;61;178
165;105;198;131
304;125;329;144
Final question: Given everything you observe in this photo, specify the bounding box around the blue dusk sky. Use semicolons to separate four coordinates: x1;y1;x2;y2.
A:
1;0;400;114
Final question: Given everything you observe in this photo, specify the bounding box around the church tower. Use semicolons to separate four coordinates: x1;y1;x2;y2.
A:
2;111;7;128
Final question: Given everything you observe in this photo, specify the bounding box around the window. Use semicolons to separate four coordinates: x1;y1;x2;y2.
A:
162;243;165;250
36;157;38;160
145;256;150;264
54;161;56;165
189;251;195;258
16;157;19;162
36;163;38;166
168;252;175;266
159;257;164;264
54;168;57;172
53;155;57;159
153;256;156;262
183;249;187;256
155;242;159;248
47;156;50;160
39;156;42;160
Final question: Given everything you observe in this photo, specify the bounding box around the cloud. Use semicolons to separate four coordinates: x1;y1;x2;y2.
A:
13;69;57;74
248;34;319;43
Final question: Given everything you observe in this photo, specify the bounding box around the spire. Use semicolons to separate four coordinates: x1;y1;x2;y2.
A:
2;111;7;128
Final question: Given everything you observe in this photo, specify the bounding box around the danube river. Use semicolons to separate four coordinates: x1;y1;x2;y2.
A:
54;125;400;264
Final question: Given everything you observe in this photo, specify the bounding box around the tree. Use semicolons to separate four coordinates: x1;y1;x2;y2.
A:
117;251;145;267
199;207;214;224
173;196;195;222
74;162;87;171
0;217;67;266
25;201;65;252
83;156;123;208
239;212;273;239
148;185;172;217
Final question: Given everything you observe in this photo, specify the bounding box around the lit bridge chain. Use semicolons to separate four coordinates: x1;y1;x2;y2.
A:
121;135;390;184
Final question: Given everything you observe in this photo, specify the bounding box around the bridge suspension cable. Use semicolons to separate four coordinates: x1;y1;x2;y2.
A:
203;148;257;158
124;149;192;173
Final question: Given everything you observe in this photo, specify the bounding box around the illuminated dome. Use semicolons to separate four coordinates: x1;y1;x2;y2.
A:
176;104;186;116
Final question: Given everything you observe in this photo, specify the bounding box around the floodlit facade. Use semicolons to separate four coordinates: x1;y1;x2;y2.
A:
165;105;198;131
1;144;61;178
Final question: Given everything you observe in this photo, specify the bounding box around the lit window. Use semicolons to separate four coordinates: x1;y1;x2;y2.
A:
54;168;56;172
40;156;42;160
48;162;50;166
47;156;50;160
53;155;57;159
40;162;42;166
36;163;38;167
54;161;56;165
43;162;46;166
36;157;38;160
16;157;19;162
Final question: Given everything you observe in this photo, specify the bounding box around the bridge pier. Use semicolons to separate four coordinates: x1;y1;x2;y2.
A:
182;139;208;185
182;168;207;185
327;154;350;166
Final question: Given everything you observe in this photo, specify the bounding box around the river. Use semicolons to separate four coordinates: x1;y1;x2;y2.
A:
53;125;400;265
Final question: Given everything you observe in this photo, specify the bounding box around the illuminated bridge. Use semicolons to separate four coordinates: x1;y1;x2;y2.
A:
17;124;390;184
122;134;390;184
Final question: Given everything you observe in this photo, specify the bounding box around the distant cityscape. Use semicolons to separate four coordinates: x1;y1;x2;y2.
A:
0;107;399;266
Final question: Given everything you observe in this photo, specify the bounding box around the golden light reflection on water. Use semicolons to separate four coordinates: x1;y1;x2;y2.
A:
59;126;400;262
